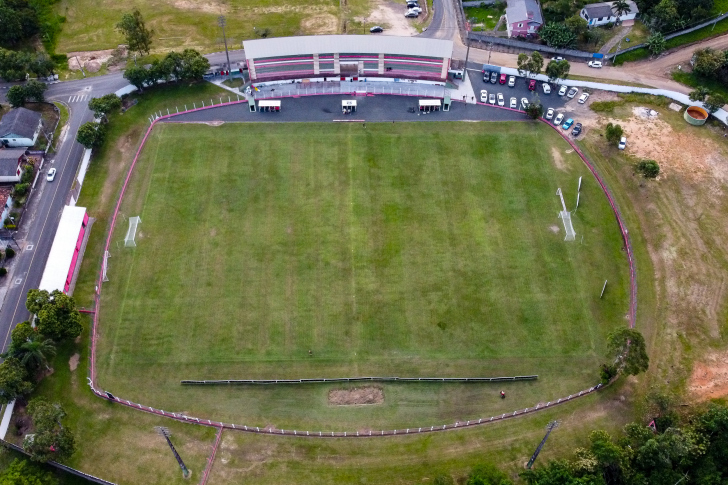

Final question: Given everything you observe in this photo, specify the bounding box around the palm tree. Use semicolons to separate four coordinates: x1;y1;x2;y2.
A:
18;338;56;371
612;0;632;19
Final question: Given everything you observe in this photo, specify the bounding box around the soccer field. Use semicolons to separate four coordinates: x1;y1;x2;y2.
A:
96;121;628;429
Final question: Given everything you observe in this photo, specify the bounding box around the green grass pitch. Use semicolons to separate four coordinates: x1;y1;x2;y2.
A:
96;121;628;429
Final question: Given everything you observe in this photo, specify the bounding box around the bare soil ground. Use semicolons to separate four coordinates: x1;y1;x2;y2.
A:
689;352;728;400
69;353;80;371
328;387;384;405
366;0;417;36
301;14;339;34
172;0;228;14
67;47;127;73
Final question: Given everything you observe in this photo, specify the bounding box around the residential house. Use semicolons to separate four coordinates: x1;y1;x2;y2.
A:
0;186;14;226
0;149;25;183
0;107;43;148
580;0;639;27
505;0;544;38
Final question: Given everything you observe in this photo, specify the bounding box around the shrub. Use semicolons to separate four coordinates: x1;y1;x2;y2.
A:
20;167;34;184
13;183;29;197
600;363;618;384
637;160;660;178
0;268;7;277
5;247;15;258
590;100;622;113
605;122;624;144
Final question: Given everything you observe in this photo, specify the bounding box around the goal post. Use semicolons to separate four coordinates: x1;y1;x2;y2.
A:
125;216;141;247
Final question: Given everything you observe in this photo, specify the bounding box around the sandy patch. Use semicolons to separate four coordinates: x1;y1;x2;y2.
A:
367;0;417;36
67;47;127;72
69;353;80;371
202;121;225;126
249;5;331;14
301;14;339;34
689;352;728;400
550;146;567;171
328;386;384;406
549;225;560;233
172;0;228;14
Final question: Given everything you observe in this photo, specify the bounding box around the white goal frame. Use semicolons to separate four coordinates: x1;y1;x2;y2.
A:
124;216;141;247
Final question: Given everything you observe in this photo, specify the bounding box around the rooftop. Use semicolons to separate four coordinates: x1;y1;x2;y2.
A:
506;0;544;24
0;107;42;139
0;149;25;177
0;186;11;209
582;0;639;18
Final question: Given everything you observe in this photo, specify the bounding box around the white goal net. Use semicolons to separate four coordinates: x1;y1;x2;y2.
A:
559;211;576;241
124;216;141;247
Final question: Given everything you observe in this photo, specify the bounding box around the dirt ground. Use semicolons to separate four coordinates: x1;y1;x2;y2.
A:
301;14;339;34
69;353;80;371
67;46;127;73
328;386;384;405
689;352;728;400
366;0;417;36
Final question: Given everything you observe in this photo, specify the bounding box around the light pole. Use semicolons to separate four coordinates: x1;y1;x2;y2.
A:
526;421;560;469
155;426;190;478
218;15;232;74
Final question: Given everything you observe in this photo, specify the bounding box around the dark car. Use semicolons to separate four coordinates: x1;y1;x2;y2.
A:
483;70;491;82
490;71;498;83
572;123;583;136
528;79;536;91
499;73;507;84
370;26;384;33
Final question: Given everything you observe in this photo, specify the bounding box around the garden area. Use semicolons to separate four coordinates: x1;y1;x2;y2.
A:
464;2;506;31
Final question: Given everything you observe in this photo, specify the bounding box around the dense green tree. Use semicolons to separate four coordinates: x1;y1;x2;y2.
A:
9;321;35;349
637;159;660;178
525;99;544;119
0;458;58;485
16;337;56;371
88;93;122;120
467;463;513;485
689;86;711;103
122;64;148;91
24;399;76;463
612;0;632;17
25;289;83;342
76;121;106;149
540;22;577;48
116;9;154;56
24;79;47;102
692;48;726;77
0;48;29;81
178;48;210;81
646;32;666;55
565;14;588;40
606;328;649;376
6;85;27;107
0;357;33;404
546;59;571;83
27;53;54;78
517;51;544;77
0;0;40;48
703;93;726;113
605;122;623;143
650;0;680;31
26;288;51;315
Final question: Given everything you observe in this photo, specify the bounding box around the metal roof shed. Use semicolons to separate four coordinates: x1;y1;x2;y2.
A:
39;206;88;294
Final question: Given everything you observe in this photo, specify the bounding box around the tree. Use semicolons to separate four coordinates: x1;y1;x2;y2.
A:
529;51;544;76
24;80;47;103
10;321;35;350
0;458;58;485
637;159;660;178
6;85;27;108
24;399;76;463
76;121;106;149
116;9;154;57
525;100;544;119
607;328;649;376
25;290;83;342
540;22;577;48
0;48;30;81
689;86;711;103
612;0;632;17
565;14;588;40
123;65;148;91
605;122;623;143
16;337;56;372
703;93;726;113
651;0;680;32
0;358;33;405
467;463;513;485
28;53;54;79
517;52;544;77
178;49;210;81
692;48;726;78
646;32;666;55
88;94;122;120
545;59;571;83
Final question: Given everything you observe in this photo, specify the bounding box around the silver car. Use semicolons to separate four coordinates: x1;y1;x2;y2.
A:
497;92;505;106
489;93;496;104
553;113;564;125
558;85;568;96
545;108;554;120
567;87;579;99
510;97;517;108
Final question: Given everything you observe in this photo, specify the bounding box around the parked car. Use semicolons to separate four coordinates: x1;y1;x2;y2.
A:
552;56;565;61
407;1;419;6
510;97;517;108
370;26;384;33
553;113;564;125
499;73;507;84
483;70;491;82
572;123;582;136
497;92;505;106
408;6;423;13
567;87;578;98
405;10;418;17
490;71;498;83
542;83;551;94
545;107;554;119
521;97;529;109
588;60;603;68
528;79;536;91
480;90;488;103
508;76;516;87
618;136;627;150
47;167;56;182
558;85;568;96
578;92;590;104
489;93;496;104
562;118;574;130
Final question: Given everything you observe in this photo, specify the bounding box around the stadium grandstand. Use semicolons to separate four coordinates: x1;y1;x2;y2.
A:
243;35;453;83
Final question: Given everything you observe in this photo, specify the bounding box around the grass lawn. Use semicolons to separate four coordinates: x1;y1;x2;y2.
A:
53;0;376;54
464;3;506;30
93;120;629;430
672;70;728;98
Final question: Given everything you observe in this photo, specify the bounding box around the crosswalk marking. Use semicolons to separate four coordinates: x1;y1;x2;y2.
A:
68;94;89;103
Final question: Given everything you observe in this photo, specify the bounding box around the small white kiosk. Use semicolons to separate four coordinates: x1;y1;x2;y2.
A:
258;100;281;112
342;100;357;114
419;99;442;113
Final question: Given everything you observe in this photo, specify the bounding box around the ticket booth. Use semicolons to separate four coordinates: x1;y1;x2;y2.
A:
419;99;442;113
443;96;451;111
258;100;281;112
342;100;357;114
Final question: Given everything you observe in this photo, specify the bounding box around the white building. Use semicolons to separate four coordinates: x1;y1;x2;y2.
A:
39;206;89;294
0;107;43;148
580;0;639;27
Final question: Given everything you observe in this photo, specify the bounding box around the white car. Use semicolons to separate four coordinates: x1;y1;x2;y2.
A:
521;97;529;109
407;6;422;13
558;85;568;96
618;136;627;150
480;90;487;102
489;93;496;104
497;92;505;106
578;92;590;104
545;107;554;120
552;56;565;62
588;60;603;68
542;83;551;94
508;76;516;87
47;168;56;182
567;87;579;99
510;97;517;108
553;113;564;126
404;10;418;17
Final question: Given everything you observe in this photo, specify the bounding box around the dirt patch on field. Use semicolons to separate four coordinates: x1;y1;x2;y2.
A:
550;146;567;171
689;352;728;400
69;353;80;371
328;386;384;406
67;47;127;72
172;0;228;14
249;5;332;14
549;225;560;233
301;14;339;34
366;0;417;36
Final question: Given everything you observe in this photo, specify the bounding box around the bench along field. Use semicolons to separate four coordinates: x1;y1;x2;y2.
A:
96;121;628;431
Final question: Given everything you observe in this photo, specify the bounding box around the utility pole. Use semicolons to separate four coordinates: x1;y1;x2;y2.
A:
155;426;190;478
526;421;560;469
218;15;232;74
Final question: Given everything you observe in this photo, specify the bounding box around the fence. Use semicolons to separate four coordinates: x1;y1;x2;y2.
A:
181;376;538;385
467;32;598;59
253;82;447;100
198;427;223;485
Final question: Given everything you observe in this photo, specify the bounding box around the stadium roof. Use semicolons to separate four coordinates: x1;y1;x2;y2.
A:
39;206;87;293
244;35;453;59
